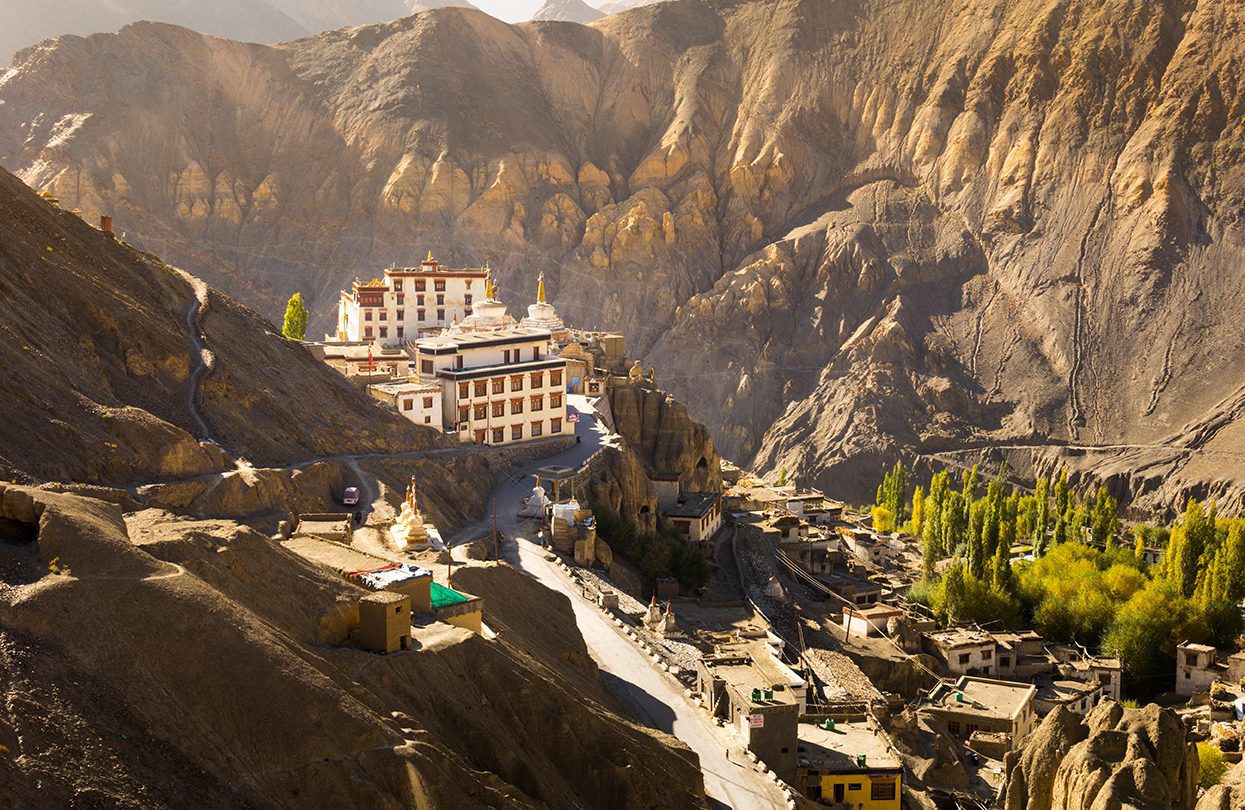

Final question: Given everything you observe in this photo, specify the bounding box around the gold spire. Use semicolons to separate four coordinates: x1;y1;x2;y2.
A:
426;250;433;262
537;271;546;304
485;271;497;300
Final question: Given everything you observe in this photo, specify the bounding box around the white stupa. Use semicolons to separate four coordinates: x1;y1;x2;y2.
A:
519;272;567;339
447;270;515;334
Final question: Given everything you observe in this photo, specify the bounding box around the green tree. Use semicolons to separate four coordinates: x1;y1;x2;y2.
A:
1090;485;1120;548
910;485;925;538
1103;578;1207;687
1033;475;1051;554
871;505;895;533
282;292;309;340
876;461;910;525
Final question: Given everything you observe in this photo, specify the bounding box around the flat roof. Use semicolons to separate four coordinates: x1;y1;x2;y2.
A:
928;677;1036;720
1181;642;1216;652
370;378;443;394
925;627;995;648
320;343;408;361
415;327;551;351
435;357;567;381
798;721;901;772
282;536;395;576
664;492;720;519
1036;680;1098;702
846;604;905;619
703;641;805;704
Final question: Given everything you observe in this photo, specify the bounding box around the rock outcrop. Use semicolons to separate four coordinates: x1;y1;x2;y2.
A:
2;0;1242;511
606;382;722;494
1003;702;1199;810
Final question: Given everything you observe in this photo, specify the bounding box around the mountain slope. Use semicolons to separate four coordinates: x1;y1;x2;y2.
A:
0;167;450;486
1;0;1242;512
532;0;605;23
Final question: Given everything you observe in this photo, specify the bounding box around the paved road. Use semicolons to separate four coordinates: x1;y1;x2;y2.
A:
454;396;787;810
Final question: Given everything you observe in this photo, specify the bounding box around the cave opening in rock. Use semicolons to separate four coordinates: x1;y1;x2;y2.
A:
696;456;708;471
0;516;37;545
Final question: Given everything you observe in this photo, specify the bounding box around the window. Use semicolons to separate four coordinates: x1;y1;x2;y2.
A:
424;416;431;424
364;327;373;337
421;359;434;374
492;427;504;443
1186;653;1198;667
982;649;992;661
958;653;971;665
394;280;403;292
530;371;544;387
948;721;961;735
458;382;470;398
1099;674;1112;685
870;779;896;801
436;294;444;305
415;280;426;291
848;783;861;791
532;347;541;361
434;280;446;292
465;294;473;306
550;418;562;433
379;311;387;321
551;370;563;386
417;295;425;305
511;399;523;415
530;421;543;437
550;393;562;409
511;424;523;440
397;327;404;339
423;397;433;408
396;309;404;320
531;395;543;412
417;308;426;321
396;293;404;304
403;399;413;411
1000;655;1011;667
493;378;505;394
365;310;373;321
436;308;445;321
454;355;463;369
510;375;524;391
474;404;487;420
503;350;511;364
492;401;505;418
458;405;469;423
474;381;488;397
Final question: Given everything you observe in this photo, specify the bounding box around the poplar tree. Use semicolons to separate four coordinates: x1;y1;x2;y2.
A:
282;292;309;340
1033;476;1051;554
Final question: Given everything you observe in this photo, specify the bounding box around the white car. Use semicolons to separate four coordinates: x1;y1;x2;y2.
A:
342;487;360;506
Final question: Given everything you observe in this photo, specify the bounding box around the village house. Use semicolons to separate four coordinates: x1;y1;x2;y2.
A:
775;522;843;579
334;254;489;346
652;471;722;542
1033;679;1103;717
820;571;883;606
842;604;906;639
922;627;997;677
990;630;1053;680
921;676;1038;752
840;528;894;566
358;591;412;654
367;377;444;428
696;639;807;783
315;341;409;380
796;717;903;809
1049;644;1123;701
1175;641;1225;696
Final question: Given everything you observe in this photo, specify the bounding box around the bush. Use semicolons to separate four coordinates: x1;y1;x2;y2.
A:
592;505;712;592
1198;742;1228;789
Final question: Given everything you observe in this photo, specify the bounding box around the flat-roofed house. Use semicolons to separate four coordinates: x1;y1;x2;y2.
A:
922;627;997;677
921;676;1038;751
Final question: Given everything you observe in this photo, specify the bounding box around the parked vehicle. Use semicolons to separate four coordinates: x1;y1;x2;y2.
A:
342;486;360;506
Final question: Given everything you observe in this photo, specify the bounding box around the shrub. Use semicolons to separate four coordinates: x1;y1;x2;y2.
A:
1198;742;1228;789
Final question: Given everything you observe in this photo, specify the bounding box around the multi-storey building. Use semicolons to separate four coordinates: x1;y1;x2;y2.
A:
414;327;568;446
335;254;490;347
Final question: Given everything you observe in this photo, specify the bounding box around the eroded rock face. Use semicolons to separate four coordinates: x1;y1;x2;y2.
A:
1004;703;1198;810
2;0;1242;509
607;382;722;494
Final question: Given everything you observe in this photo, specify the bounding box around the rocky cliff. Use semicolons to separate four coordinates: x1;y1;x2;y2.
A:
2;0;1242;511
606;381;722;493
1003;702;1199;810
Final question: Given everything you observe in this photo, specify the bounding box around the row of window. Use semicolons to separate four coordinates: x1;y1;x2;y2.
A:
362;293;467;315
364;326;405;340
473;420;562;443
401;397;436;411
461;394;563;420
457;370;564;397
365;307;447;325
393;279;448;292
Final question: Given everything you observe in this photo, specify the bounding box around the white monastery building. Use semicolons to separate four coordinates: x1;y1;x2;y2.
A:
334;254;490;346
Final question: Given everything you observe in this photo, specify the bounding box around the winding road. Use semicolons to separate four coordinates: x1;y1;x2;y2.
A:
454;396;787;810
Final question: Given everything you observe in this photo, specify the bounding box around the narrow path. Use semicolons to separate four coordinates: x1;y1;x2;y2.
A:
172;268;217;444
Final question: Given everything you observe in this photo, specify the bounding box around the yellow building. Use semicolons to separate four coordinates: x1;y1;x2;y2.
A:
431;582;483;634
797;718;902;808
